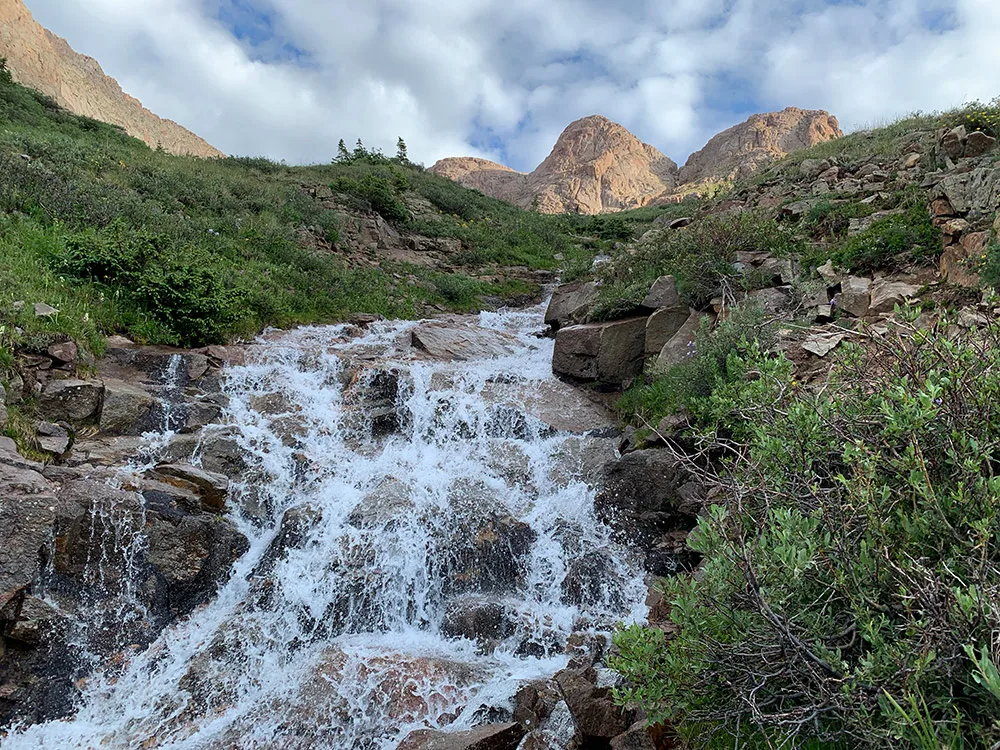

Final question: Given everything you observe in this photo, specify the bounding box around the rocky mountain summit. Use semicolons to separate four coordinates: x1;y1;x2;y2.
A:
0;0;222;157
431;109;842;214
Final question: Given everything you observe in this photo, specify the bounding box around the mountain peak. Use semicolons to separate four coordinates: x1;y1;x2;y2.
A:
0;0;222;157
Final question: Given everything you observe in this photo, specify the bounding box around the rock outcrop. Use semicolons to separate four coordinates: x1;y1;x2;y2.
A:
0;0;222;157
678;107;843;185
431;109;841;214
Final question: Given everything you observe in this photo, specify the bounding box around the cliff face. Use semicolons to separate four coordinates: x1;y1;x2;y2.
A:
431;109;843;214
678;107;843;185
0;0;222;157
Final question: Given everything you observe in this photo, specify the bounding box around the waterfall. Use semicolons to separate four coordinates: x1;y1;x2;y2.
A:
4;304;648;749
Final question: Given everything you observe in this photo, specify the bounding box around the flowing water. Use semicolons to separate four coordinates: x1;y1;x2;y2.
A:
4;305;648;749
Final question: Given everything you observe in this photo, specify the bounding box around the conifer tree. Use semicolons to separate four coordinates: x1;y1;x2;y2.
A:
336;138;350;162
396;137;408;163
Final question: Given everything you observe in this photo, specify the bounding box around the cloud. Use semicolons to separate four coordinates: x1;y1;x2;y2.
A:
21;0;1000;170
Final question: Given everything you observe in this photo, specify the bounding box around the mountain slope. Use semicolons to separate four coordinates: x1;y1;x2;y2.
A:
431;109;842;214
430;115;679;214
0;0;222;157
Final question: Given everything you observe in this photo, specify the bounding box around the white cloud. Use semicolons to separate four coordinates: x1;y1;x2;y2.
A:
20;0;1000;170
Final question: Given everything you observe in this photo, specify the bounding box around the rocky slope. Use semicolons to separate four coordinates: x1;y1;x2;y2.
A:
678;107;842;185
0;0;222;157
431;109;841;214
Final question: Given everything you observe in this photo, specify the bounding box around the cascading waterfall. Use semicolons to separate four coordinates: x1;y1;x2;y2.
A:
4;305;648;749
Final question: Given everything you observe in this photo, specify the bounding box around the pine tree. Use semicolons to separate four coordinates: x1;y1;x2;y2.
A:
0;58;13;86
336;138;350;162
353;138;367;161
396;137;409;163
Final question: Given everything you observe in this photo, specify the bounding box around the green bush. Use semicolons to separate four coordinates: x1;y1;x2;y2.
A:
612;311;1000;747
942;97;1000;138
584;215;633;241
801;199;876;239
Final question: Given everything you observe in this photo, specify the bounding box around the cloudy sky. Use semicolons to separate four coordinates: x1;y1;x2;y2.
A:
23;0;1000;171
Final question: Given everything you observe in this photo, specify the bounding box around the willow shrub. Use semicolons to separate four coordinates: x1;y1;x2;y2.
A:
612;308;1000;748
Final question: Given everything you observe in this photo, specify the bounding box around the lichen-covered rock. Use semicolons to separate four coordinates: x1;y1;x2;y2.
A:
38;378;104;423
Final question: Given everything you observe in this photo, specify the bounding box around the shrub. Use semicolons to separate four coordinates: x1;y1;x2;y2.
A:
612;311;1000;747
331;171;410;223
824;196;938;273
801;199;876;239
584;215;633;241
592;212;802;319
942;97;1000;139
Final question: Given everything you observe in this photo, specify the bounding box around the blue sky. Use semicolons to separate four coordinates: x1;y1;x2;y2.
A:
22;0;1000;170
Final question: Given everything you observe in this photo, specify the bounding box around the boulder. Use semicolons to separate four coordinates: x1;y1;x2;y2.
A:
33;302;58;317
869;279;920;314
934;163;1000;221
611;722;662;750
555;666;633;739
151;463;230;511
836;276;872;318
38;378;104;423
941;125;967;161
799;158;831;179
940;231;987;288
965;130;996;158
348;477;414;529
655;311;711;371
46;341;78;365
595;449;700;550
552;318;648;384
412;322;519;361
35;421;70;455
0;460;56;609
641;276;681;309
644;307;691;359
397;723;526;750
560;550;615;607
544;281;599;331
99;379;155;435
442;597;512;642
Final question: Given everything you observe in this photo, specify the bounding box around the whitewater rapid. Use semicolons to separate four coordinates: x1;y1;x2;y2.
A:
3;304;647;749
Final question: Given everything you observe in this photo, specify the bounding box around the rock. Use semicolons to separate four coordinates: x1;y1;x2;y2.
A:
934;164;1000;221
836;276;872;318
817;260;839;286
941;125;967;161
611;722;662;750
0;436;17;454
745;286;792;315
869;279;920;314
965;130;996;158
46;341;77;364
544;281;599;332
655;310;710;371
348;477;414;529
32;302;58;317
560;550;615;607
99;379;155;435
2;595;64;646
941;231;987;287
442;597;512;642
0;460;56;609
412;322;518;361
668;216;693;229
555;666;633;739
595;449;700;550
641;275;680;309
186;353;210;381
900;152;921;170
799;158;832;178
252;504;323;578
552;318;648;384
397;722;526;750
443;509;536;595
644;307;691;359
35;421;70;454
151;463;230;511
801;333;847;358
37;378;104;423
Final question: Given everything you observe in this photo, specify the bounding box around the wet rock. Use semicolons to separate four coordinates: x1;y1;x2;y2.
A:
644;307;691;360
869;279;920;314
553;318;648;384
595;449;701;551
544;281;599;332
560;550;615;607
442;597;512;642
186;353;210;381
555;665;634;740
398;722;526;750
412;322;519;361
641;276;681;310
38;378;104;423
348;477;414;529
2;595;65;647
253;504;323;578
35;421;70;455
836;276;872;318
99;379;155;435
0;460;56;610
514;380;617;434
151;463;230;512
513;680;562;732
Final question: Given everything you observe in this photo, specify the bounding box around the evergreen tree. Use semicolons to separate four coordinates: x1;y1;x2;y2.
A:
0;58;12;86
353;138;367;161
336;138;350;162
396;137;409;163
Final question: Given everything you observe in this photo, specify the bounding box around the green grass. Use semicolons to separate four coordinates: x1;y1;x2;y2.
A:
0;65;577;350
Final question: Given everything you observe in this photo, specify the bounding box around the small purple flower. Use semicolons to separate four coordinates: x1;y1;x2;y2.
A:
830;297;838;307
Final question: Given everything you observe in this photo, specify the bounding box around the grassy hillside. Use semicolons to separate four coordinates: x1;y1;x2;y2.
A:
0;60;597;353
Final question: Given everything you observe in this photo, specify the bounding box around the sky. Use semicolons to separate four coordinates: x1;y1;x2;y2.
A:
23;0;1000;171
